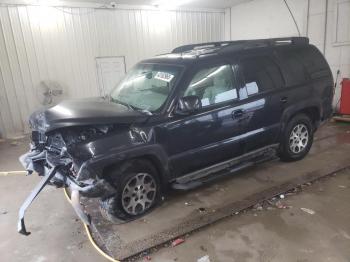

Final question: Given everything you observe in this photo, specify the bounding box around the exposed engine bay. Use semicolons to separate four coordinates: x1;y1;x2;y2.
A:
18;125;119;235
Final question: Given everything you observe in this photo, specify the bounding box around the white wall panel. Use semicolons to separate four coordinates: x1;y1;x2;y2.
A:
228;0;350;110
0;5;225;138
230;0;308;40
334;0;350;45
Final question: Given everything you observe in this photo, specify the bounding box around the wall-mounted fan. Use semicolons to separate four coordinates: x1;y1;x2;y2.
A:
37;81;64;106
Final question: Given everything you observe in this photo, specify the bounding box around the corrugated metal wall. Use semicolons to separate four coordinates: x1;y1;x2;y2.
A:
0;5;225;138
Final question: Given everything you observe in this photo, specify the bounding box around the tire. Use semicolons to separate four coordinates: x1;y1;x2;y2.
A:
99;159;161;222
279;114;314;162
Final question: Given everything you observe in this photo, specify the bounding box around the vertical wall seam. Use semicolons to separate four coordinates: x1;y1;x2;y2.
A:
306;0;310;36
0;8;24;132
70;8;84;96
18;7;37;107
0;18;15;134
62;8;77;97
9;7;31;119
323;0;329;55
0;64;12;136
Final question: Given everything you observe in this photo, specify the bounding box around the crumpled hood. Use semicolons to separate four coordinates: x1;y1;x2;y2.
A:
29;97;149;132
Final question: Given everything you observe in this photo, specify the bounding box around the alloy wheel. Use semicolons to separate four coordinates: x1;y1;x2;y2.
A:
289;123;309;154
121;173;157;215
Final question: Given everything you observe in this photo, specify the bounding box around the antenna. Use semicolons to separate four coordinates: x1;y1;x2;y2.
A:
282;0;301;37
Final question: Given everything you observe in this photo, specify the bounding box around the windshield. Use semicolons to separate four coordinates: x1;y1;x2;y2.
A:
110;63;182;112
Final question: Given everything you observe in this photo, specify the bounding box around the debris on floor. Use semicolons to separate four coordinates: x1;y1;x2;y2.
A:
200;245;207;252
198;207;206;213
300;207;316;215
253;203;263;211
185;202;192;206
275;200;288;209
256;195;294;210
197;255;211;262
285;187;300;196
171;238;185;247
338;185;347;189
144;255;152;261
10;141;19;146
333;115;350;123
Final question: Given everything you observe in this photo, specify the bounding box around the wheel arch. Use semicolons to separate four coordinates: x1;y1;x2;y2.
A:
288;107;320;130
281;102;321;132
100;150;170;187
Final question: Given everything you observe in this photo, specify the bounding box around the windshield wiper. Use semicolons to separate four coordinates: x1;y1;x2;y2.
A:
110;97;152;115
110;97;133;109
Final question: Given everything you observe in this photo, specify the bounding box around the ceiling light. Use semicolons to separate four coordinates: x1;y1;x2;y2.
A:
27;0;62;6
153;0;193;9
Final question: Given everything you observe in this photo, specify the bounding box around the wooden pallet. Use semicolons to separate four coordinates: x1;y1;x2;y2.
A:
333;114;350;122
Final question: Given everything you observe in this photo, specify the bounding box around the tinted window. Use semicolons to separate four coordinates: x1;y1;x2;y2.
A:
241;56;284;96
184;65;238;107
275;49;308;85
294;46;331;79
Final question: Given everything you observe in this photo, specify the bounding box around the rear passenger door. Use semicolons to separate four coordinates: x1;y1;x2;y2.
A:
274;48;314;117
237;55;286;152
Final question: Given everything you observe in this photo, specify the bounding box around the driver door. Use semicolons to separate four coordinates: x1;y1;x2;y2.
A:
164;63;245;177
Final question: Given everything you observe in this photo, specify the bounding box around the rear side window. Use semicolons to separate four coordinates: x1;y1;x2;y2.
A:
294;46;331;79
240;56;284;96
275;49;308;86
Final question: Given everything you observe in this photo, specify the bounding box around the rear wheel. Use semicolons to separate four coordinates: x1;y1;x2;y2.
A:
99;159;161;222
279;114;314;162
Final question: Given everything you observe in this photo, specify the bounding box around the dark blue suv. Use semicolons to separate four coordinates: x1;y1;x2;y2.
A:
19;37;333;234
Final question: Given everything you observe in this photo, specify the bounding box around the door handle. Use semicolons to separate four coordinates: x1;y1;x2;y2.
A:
232;109;244;119
280;97;288;103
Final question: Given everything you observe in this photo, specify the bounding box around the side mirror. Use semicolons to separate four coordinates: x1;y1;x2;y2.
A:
175;95;202;115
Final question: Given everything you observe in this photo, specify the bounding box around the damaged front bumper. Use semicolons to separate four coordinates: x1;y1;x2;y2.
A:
18;147;116;235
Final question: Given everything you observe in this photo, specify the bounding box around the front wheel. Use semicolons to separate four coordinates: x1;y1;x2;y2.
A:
99;160;161;223
279;114;314;162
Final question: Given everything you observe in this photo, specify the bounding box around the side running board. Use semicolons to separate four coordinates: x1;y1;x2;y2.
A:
172;144;278;190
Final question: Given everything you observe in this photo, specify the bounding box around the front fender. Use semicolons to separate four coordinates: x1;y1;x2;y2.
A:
73;127;171;183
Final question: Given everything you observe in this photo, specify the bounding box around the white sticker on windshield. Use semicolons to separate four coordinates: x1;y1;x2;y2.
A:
154;72;175;82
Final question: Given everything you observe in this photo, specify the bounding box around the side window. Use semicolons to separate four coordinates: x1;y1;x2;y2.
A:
184;64;238;107
293;46;330;78
276;49;308;86
241;56;284;96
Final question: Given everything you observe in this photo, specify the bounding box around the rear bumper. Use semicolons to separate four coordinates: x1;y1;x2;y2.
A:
17;147;116;235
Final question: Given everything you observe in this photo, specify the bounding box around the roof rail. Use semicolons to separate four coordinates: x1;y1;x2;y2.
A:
171;37;309;54
171;41;236;53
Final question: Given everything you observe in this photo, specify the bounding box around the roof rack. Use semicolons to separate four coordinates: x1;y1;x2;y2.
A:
171;37;309;54
171;41;236;53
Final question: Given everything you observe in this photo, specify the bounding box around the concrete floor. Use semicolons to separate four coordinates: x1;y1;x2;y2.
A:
151;170;350;262
0;122;349;262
